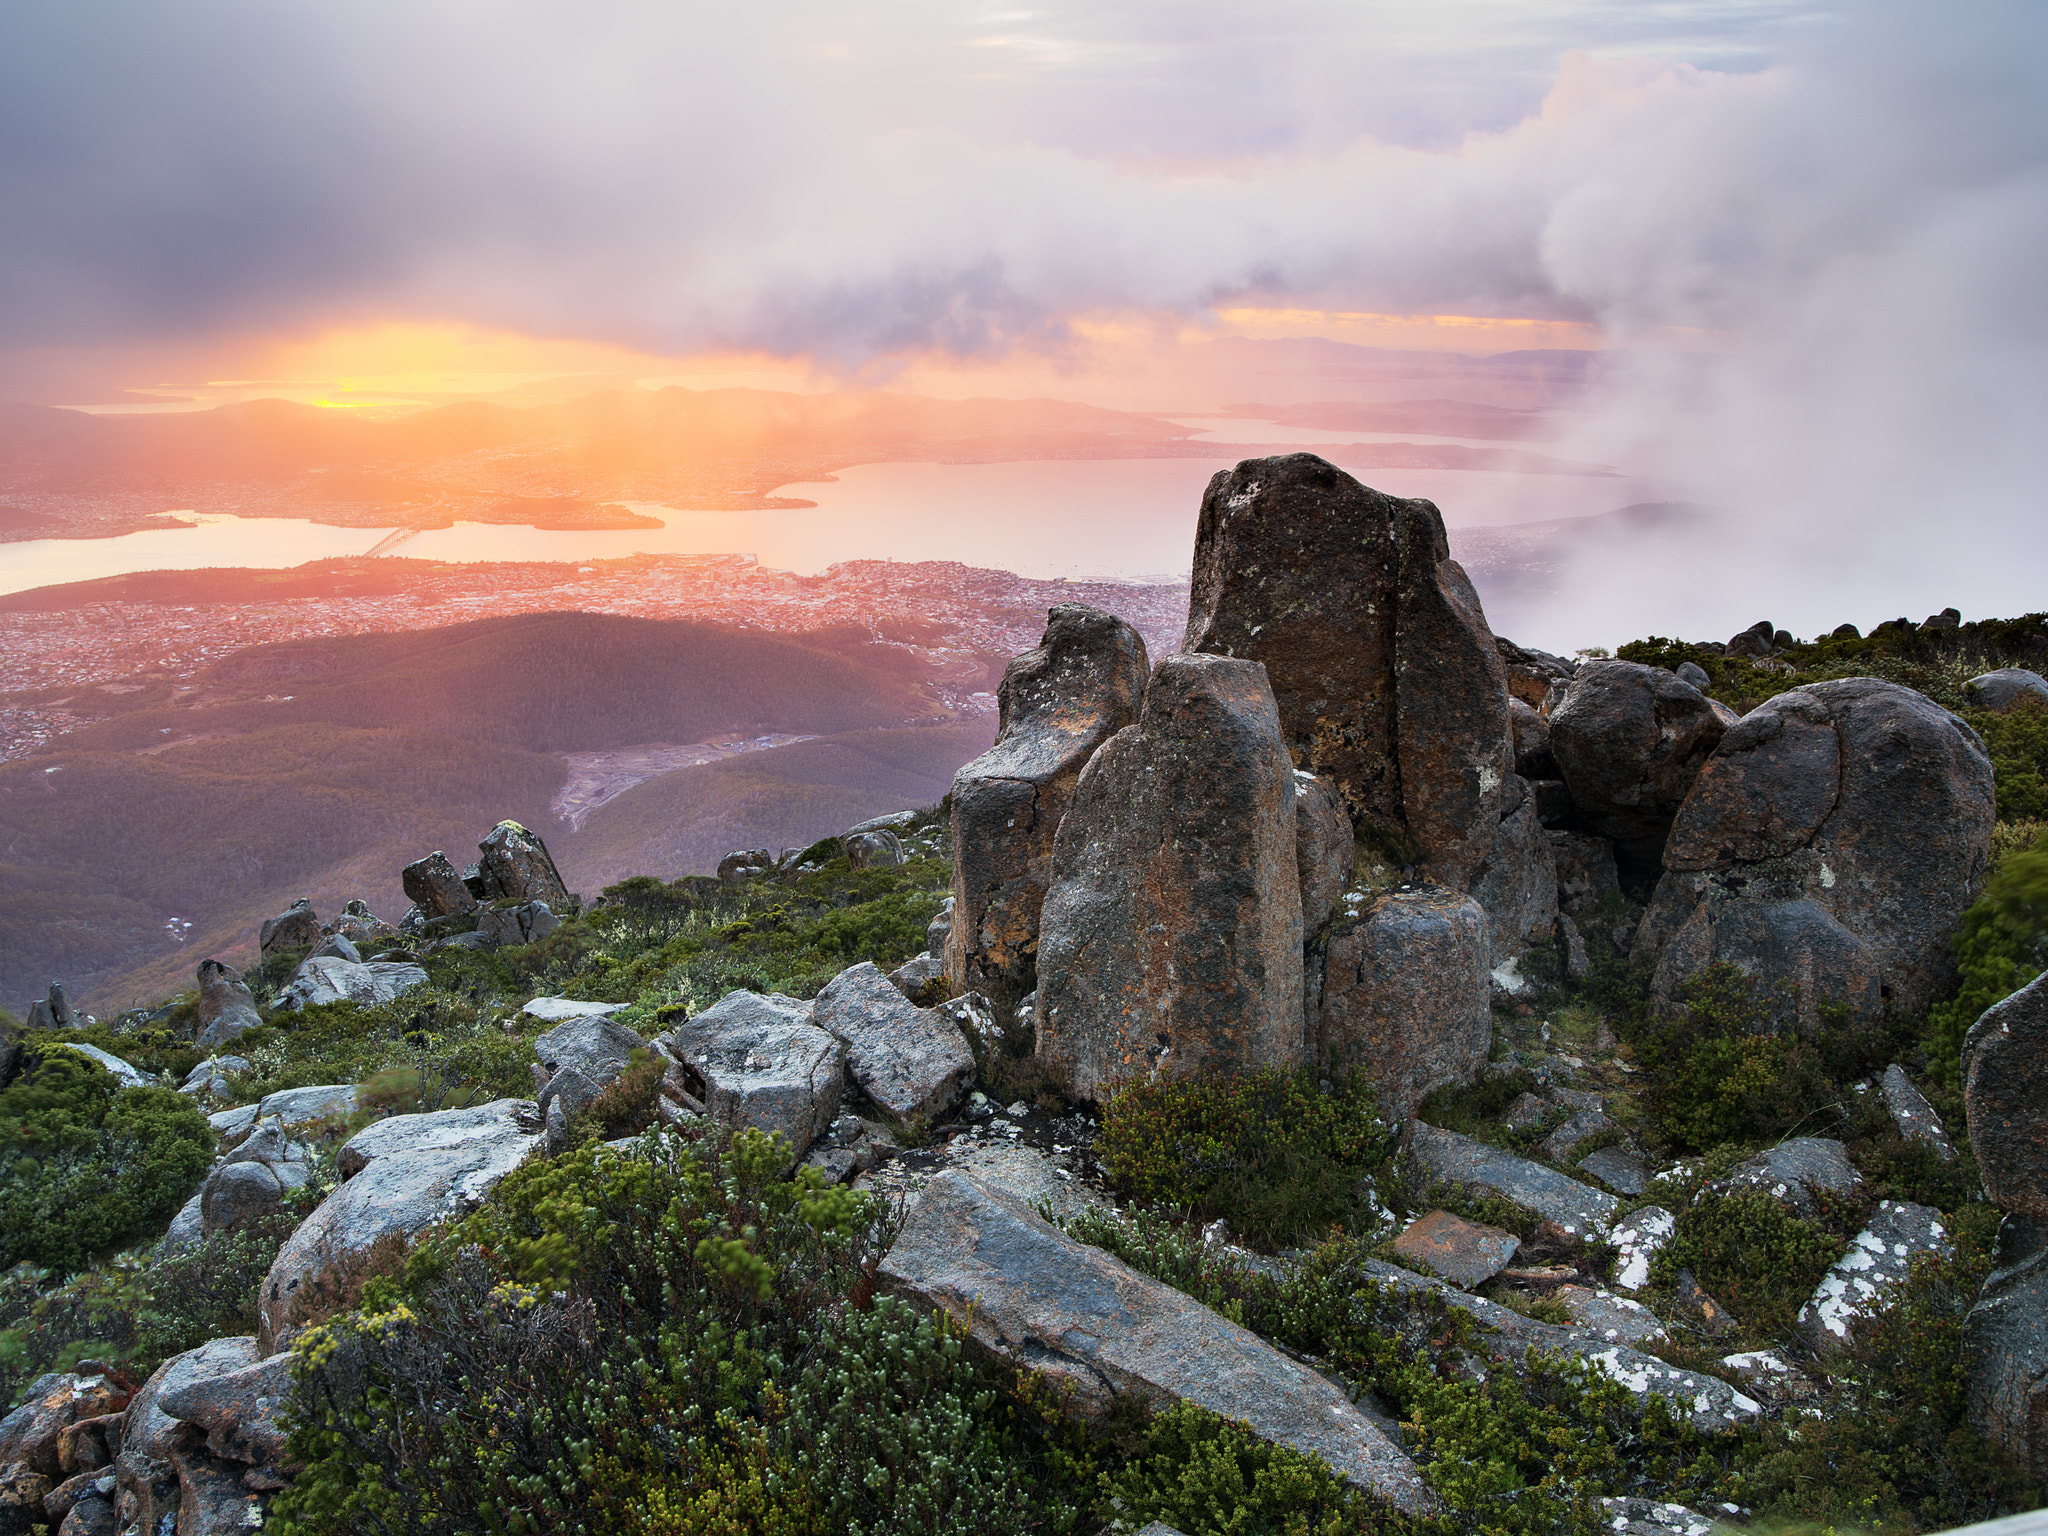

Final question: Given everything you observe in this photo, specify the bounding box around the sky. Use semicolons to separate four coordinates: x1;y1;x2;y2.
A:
3;0;2045;641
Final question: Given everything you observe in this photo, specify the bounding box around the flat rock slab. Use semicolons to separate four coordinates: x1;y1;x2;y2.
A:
1359;1259;1760;1432
258;1099;541;1349
813;961;974;1134
855;1137;1107;1226
1798;1200;1950;1352
661;990;845;1163
1392;1210;1519;1289
277;956;428;1012
1713;1137;1860;1221
1555;1285;1667;1347
1578;1146;1649;1196
521;996;630;1022
1407;1122;1618;1237
53;1043;152;1090
1538;1109;1612;1164
880;1172;1434;1515
1602;1498;1718;1536
533;1014;649;1087
1881;1063;1956;1160
1609;1207;1676;1292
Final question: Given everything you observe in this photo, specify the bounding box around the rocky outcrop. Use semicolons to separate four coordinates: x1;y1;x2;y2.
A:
1548;661;1728;866
878;1172;1435;1514
193;960;261;1051
1883;1063;1957;1160
1965;970;2048;1218
258;1099;543;1349
1034;654;1303;1104
716;848;774;882
257;898;321;957
402;851;476;918
1293;771;1355;939
1964;668;2048;712
275;955;429;1012
1966;1214;2048;1477
1469;779;1559;965
812;961;975;1135
475;820;572;909
1391;1210;1518;1289
842;828;904;870
947;603;1149;1005
477;900;560;947
1509;697;1557;779
1640;679;1996;1019
1710;1138;1861;1222
1308;887;1488;1122
114;1337;262;1536
201;1119;314;1237
1183;454;1510;888
1797;1201;1949;1353
659;991;845;1165
1407;1122;1619;1237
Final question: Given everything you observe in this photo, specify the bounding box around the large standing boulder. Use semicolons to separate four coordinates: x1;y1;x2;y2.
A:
659;991;846;1165
1468;778;1559;965
475;820;572;909
1183;453;1511;888
1964;969;2048;1218
879;1172;1434;1514
193;959;261;1051
947;604;1149;1005
257;1100;543;1349
1034;654;1303;1104
812;961;975;1135
1963;668;2048;713
1548;661;1728;867
401;852;476;918
1966;1214;2048;1477
1638;679;1996;1019
257;898;320;957
1308;887;1489;1121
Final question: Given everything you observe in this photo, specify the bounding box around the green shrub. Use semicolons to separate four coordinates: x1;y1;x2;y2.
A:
0;1042;213;1274
1970;699;2048;823
271;1127;1092;1536
1100;1399;1368;1535
1928;828;2048;1080
1731;1241;2035;1534
1649;1190;1845;1343
1097;1067;1394;1250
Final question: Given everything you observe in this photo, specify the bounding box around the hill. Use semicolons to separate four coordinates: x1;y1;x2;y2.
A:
0;613;959;1013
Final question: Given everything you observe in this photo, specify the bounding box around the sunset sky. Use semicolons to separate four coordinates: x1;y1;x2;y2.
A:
4;1;2045;630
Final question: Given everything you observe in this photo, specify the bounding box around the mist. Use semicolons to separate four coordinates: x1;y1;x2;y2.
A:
2;1;2042;646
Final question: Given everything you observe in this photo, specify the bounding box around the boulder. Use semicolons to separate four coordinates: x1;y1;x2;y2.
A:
926;897;953;959
1579;1146;1649;1196
1391;1211;1519;1289
878;1172;1434;1514
1967;971;2048;1217
476;901;559;947
46;983;75;1030
325;898;394;944
716;848;774;882
1357;1257;1757;1431
540;1066;602;1151
1539;1109;1613;1164
1610;1207;1677;1291
1308;887;1488;1122
114;1337;260;1536
257;898;320;957
155;1191;205;1259
1603;1498;1717;1536
1469;781;1559;965
1509;697;1557;779
1496;637;1577;709
885;953;947;1001
932;991;1002;1075
1882;1062;1956;1160
1549;831;1620;919
521;995;629;1023
250;1082;358;1133
1964;668;2048;713
1183;453;1511;888
1966;1214;2048;1476
1407;1122;1619;1237
947;603;1149;1004
1548;661;1728;866
258;1100;543;1349
1034;654;1303;1104
401;851;476;918
1555;1286;1667;1348
23;997;54;1031
842;829;904;869
1711;1137;1861;1222
1294;771;1355;938
274;955;429;1012
155;1351;291;1468
193;959;262;1051
660;991;845;1164
1642;679;1996;1019
534;1013;649;1090
200;1122;314;1237
0;1374;126;1481
475;820;571;908
1797;1201;1949;1353
813;962;975;1134
1675;661;1711;690
51;1043;150;1091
